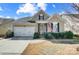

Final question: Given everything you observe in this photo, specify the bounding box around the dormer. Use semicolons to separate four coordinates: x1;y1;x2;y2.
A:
31;9;50;21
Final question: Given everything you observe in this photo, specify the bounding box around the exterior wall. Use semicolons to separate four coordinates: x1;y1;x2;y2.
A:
59;22;64;32
35;23;38;32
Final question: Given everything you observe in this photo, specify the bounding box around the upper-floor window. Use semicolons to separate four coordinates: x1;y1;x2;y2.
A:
39;14;44;20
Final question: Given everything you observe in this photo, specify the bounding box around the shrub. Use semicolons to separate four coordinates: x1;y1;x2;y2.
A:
43;31;73;39
33;32;40;39
64;31;73;39
5;30;14;38
44;32;53;39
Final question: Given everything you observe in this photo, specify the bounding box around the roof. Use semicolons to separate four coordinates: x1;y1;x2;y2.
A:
13;20;36;26
47;14;65;22
61;14;79;23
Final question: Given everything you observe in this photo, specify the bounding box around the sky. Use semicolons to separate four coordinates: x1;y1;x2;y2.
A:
0;3;78;19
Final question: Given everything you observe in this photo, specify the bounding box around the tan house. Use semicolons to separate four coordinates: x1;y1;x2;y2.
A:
13;10;65;37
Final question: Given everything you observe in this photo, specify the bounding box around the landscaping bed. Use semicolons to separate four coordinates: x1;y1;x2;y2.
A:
21;40;79;55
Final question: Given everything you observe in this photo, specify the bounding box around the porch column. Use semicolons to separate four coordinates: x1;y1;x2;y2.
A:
45;23;47;32
38;23;40;33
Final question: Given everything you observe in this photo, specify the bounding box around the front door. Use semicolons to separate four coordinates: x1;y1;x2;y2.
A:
52;22;59;32
40;24;45;34
38;23;47;34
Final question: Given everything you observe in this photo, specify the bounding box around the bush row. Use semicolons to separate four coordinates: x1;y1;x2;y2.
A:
0;30;14;38
33;31;74;39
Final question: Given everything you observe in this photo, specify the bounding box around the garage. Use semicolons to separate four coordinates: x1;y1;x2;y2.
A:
14;27;35;36
13;22;36;37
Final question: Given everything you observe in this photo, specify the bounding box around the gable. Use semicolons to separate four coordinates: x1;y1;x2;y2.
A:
31;10;50;21
47;14;65;23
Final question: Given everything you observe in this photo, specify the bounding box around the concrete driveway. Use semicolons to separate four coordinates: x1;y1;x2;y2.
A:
0;39;31;55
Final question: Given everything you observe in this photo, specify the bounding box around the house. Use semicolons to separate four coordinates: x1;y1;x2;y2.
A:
0;18;14;37
0;10;79;38
61;14;79;34
13;10;65;37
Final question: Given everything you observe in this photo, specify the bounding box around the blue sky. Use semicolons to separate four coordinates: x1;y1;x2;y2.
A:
0;3;77;19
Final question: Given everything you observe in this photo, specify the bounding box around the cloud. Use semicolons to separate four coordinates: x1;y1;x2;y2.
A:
0;15;12;18
16;3;47;15
59;11;70;15
0;7;3;11
59;11;66;15
0;15;3;17
16;3;37;15
14;16;18;19
52;4;56;8
5;16;11;18
37;3;47;11
59;10;78;15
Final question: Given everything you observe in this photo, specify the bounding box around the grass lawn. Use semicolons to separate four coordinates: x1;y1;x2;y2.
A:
21;40;79;55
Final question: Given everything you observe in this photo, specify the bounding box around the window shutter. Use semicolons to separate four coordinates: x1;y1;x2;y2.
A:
57;23;59;32
45;23;47;32
39;15;40;20
43;15;44;20
51;23;53;32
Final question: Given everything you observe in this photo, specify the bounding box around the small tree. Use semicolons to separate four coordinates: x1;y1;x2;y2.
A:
72;3;79;12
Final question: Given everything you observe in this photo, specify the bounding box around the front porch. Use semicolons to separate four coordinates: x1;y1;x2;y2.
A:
35;21;60;34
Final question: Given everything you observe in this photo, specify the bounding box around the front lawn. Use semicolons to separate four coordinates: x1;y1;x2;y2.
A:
21;40;79;55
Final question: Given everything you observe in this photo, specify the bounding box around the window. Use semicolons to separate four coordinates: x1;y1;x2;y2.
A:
39;14;44;20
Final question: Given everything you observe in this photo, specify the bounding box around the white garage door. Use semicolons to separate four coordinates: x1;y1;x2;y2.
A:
14;27;35;36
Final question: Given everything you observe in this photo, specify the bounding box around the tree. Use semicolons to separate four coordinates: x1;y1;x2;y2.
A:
72;3;79;12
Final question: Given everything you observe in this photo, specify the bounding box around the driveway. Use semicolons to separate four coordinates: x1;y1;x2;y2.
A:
0;39;31;55
0;38;45;55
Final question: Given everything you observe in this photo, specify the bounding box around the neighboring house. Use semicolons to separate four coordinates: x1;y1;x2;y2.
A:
0;18;14;36
62;14;79;34
13;10;65;37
